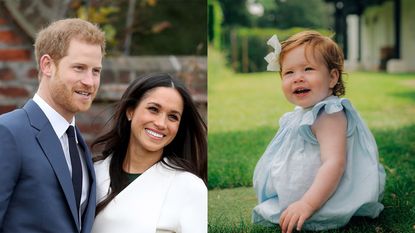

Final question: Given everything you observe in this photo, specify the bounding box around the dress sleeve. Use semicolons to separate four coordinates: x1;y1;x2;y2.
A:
298;97;357;144
94;157;112;204
178;175;207;233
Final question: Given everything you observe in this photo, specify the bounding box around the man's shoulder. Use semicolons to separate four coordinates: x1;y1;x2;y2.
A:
0;108;27;126
0;111;33;146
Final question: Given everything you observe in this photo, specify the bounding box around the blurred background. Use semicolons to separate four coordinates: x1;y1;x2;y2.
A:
207;0;415;232
0;0;207;143
209;0;415;73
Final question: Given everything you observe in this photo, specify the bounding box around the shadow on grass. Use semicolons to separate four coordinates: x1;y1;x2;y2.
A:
208;125;415;232
391;90;415;102
208;126;276;189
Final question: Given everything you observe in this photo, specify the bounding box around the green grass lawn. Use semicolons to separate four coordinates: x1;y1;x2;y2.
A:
208;47;415;232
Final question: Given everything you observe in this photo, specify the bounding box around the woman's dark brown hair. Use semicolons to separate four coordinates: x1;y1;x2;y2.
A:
92;73;207;215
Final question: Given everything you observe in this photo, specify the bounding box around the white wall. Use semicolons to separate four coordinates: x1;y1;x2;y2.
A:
360;1;394;70
345;14;359;71
398;0;415;71
356;0;415;72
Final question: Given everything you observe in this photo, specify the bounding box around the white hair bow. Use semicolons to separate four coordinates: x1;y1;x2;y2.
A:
264;35;281;71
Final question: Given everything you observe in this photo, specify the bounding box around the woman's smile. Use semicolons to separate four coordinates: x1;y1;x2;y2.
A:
145;128;164;140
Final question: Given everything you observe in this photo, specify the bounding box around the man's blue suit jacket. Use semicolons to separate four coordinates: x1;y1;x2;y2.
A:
0;100;96;233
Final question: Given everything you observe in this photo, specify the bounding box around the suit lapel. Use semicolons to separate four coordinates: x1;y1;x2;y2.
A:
23;100;81;229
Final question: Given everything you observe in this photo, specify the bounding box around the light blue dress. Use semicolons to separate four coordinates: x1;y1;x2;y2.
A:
252;96;386;230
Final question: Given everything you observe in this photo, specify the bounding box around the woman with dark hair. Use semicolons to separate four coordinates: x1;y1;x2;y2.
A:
91;73;207;233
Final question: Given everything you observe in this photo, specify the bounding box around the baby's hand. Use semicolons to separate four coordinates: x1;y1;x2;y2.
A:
279;200;314;233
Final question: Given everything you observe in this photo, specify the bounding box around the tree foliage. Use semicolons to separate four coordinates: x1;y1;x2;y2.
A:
208;0;224;49
127;0;207;55
218;0;253;27
68;0;206;55
257;0;332;29
216;0;332;29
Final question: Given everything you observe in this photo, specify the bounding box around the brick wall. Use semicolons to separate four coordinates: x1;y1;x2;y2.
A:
0;7;207;144
0;5;37;115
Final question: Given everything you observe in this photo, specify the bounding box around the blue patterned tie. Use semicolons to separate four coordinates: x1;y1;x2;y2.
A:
66;126;82;212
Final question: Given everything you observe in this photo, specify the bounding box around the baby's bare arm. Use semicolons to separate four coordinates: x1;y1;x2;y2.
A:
280;111;347;233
